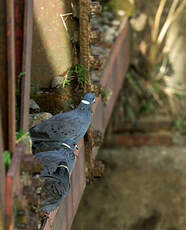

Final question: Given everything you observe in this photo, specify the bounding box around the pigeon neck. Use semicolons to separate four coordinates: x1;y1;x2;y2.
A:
78;101;91;111
62;143;73;150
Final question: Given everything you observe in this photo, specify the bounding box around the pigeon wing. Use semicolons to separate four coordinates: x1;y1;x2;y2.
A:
30;115;82;141
41;167;70;213
34;150;66;175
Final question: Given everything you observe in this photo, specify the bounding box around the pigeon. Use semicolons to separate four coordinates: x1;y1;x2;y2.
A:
41;165;70;213
35;139;78;213
30;93;95;153
34;139;78;177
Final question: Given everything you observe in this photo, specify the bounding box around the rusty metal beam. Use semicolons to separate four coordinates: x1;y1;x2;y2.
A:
0;113;5;230
20;0;33;131
15;0;24;76
5;145;23;230
92;19;129;158
0;0;8;150
6;0;16;154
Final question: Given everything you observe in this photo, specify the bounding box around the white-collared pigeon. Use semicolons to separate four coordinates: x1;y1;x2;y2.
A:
35;139;78;213
41;165;70;213
34;139;78;176
30;93;95;154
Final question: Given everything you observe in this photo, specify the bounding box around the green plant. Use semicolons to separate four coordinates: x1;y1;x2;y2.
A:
125;103;136;122
101;89;109;100
17;72;26;79
126;0;186;119
16;130;31;144
174;119;186;135
101;88;112;105
68;64;89;85
139;101;155;114
63;79;71;87
4;151;11;172
175;119;181;131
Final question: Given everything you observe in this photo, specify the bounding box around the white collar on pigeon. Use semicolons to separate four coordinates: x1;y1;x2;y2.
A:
62;143;72;149
81;99;90;104
58;164;70;173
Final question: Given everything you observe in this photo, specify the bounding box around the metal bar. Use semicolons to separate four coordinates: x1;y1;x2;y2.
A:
20;0;33;131
6;0;16;153
0;0;8;149
15;0;24;76
5;145;23;230
0;113;5;230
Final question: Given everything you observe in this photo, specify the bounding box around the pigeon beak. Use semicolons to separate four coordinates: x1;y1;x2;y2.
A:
75;145;79;150
93;98;96;103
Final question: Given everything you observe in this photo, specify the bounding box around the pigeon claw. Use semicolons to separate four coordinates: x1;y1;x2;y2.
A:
74;149;79;158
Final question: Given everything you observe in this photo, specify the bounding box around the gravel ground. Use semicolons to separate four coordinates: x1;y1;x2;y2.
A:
71;146;186;230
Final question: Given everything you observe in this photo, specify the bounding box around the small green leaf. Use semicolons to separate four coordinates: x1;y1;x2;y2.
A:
17;72;26;79
4;151;11;172
16;130;26;140
182;120;186;128
127;73;142;95
175;93;184;100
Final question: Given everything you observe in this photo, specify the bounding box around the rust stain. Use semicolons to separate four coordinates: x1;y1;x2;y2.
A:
5;177;12;230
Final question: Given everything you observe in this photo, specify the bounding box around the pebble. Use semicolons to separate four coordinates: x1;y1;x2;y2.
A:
104;27;116;43
30;99;40;113
117;10;125;17
112;20;120;27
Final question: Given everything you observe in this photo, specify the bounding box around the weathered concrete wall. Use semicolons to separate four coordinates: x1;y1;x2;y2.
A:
31;0;73;88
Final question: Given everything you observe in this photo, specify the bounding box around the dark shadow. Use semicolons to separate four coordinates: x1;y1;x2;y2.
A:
131;210;161;230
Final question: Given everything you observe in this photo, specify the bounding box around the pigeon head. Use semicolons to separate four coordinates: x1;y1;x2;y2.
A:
81;93;95;105
62;139;78;151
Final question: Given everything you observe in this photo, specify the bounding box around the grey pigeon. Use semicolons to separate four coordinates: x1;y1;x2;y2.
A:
41;165;70;213
34;139;78;213
30;93;95;153
34;139;78;177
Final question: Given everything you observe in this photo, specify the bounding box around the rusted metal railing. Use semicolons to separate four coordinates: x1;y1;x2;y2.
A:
6;0;16;154
5;0;33;229
20;0;33;131
0;114;5;230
